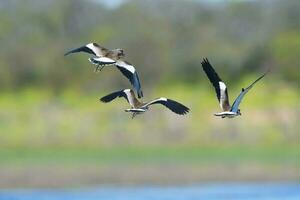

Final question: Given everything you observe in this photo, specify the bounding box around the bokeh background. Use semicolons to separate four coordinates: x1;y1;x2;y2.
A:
0;0;299;188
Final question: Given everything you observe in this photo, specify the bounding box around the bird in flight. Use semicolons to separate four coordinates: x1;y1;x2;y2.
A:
64;43;143;98
201;58;268;118
100;89;190;119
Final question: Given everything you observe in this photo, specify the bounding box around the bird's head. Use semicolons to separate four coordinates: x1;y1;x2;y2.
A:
114;48;125;58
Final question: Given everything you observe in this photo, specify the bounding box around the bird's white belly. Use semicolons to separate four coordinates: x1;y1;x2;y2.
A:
125;108;146;113
214;111;238;118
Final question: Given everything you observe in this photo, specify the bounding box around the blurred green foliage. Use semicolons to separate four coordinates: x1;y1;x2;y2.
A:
0;0;300;90
0;83;299;149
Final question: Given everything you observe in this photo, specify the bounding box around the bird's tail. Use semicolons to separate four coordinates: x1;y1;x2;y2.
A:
88;58;100;65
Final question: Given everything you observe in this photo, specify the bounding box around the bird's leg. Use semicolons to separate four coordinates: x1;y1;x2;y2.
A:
94;64;100;72
98;65;105;71
131;112;137;119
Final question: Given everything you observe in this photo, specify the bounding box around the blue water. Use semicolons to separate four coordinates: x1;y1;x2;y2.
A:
0;183;300;200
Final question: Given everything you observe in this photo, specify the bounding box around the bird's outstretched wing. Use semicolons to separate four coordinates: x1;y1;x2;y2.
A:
143;98;190;115
115;60;143;98
201;58;231;111
64;43;108;57
100;89;128;103
230;71;268;113
100;89;138;108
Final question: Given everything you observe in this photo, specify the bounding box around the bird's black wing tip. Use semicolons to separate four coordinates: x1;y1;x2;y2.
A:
180;106;190;115
137;90;143;98
201;57;209;65
99;97;109;103
64;51;71;56
166;99;190;115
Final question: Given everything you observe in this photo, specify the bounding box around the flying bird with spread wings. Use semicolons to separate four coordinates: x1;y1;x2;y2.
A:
100;89;190;119
201;58;268;118
64;43;143;98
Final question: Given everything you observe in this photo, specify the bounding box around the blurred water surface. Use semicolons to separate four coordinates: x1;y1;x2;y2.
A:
1;183;300;200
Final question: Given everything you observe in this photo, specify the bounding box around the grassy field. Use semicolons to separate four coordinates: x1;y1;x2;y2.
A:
0;145;299;188
0;145;300;165
0;145;299;187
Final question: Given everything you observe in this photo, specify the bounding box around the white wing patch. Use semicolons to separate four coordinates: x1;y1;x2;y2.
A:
116;61;136;74
86;43;95;50
219;82;227;101
219;81;227;91
157;97;167;102
218;81;229;111
86;43;103;57
123;89;131;96
123;89;135;107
